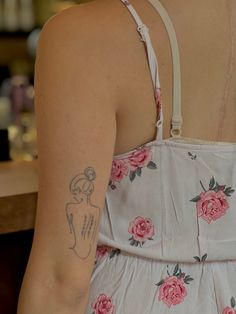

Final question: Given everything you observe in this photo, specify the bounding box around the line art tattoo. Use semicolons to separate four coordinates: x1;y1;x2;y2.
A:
65;167;101;259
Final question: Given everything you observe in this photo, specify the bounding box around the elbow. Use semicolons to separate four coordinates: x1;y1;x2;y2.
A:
44;264;91;307
54;269;91;301
50;279;90;310
18;268;90;313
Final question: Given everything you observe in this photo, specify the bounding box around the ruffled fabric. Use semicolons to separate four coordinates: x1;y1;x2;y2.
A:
86;248;236;313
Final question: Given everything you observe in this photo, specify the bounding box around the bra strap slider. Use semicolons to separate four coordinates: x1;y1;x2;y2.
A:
137;24;149;42
171;116;182;137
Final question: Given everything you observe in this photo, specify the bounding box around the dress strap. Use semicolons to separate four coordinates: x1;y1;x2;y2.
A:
120;0;182;139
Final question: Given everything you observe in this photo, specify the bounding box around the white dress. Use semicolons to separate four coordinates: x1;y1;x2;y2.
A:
85;1;236;313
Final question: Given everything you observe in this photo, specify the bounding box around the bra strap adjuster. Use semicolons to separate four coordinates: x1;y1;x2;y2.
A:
137;24;149;42
171;116;182;137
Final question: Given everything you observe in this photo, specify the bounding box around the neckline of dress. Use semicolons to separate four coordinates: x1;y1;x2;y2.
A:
113;136;236;159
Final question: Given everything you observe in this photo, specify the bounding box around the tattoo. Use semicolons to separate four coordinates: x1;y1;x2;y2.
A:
65;166;101;260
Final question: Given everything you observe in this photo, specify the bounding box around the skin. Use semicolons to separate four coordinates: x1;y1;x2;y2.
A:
103;0;236;156
65;167;101;259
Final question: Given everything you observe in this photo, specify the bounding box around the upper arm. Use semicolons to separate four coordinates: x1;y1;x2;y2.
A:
27;6;117;294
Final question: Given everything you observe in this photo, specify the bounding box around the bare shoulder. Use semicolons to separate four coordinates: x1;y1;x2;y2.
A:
35;0;122;111
39;0;117;44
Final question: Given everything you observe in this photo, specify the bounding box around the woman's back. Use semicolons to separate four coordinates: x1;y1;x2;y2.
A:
85;2;236;313
99;0;236;155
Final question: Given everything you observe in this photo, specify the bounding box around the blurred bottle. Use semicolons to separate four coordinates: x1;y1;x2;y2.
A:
0;97;11;128
0;97;11;161
0;75;37;161
9;75;36;161
10;75;34;122
0;0;4;31
3;0;19;32
19;0;35;31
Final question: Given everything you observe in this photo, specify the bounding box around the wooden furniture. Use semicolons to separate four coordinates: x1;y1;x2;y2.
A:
0;160;38;314
0;159;38;234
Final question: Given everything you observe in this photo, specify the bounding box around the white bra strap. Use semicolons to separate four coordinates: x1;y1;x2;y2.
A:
121;1;161;90
120;0;182;138
148;0;182;137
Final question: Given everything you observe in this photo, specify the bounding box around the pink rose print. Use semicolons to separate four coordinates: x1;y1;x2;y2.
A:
197;190;229;223
109;146;157;189
155;263;194;308
110;159;129;182
128;216;155;247
223;297;236;314
96;245;112;259
158;276;187;307
190;176;235;223
223;307;236;314
128;146;152;171
91;294;115;314
94;245;121;264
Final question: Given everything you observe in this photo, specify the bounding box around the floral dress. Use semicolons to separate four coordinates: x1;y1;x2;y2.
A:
85;1;236;313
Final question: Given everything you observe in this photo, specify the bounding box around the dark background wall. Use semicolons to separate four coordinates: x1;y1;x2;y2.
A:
0;230;34;314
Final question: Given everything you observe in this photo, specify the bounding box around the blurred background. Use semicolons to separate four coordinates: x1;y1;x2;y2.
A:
0;0;92;163
0;1;92;313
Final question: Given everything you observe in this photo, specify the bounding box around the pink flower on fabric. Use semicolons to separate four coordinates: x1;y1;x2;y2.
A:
196;190;229;223
94;246;121;265
128;216;154;246
110;159;129;182
109;146;157;189
96;245;111;259
223;307;236;314
91;294;115;314
223;297;236;314
128;147;152;171
190;176;234;223
155;263;193;308
157;275;187;307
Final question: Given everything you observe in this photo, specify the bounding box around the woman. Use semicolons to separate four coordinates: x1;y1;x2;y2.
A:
17;0;236;313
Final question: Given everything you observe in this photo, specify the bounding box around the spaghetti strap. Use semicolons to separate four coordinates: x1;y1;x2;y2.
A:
120;0;182;140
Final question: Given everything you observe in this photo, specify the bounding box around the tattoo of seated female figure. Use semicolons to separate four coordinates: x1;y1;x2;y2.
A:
65;167;101;260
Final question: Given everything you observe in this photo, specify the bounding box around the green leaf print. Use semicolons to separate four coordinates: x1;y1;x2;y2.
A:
193;253;208;262
193;256;201;262
136;167;142;176
129;171;136;182
201;253;207;261
231;296;236;308
173;263;179;276
189;195;201;202
209;176;215;190
155;279;165;286
147;160;157;169
224;186;235;196
184;276;194;284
